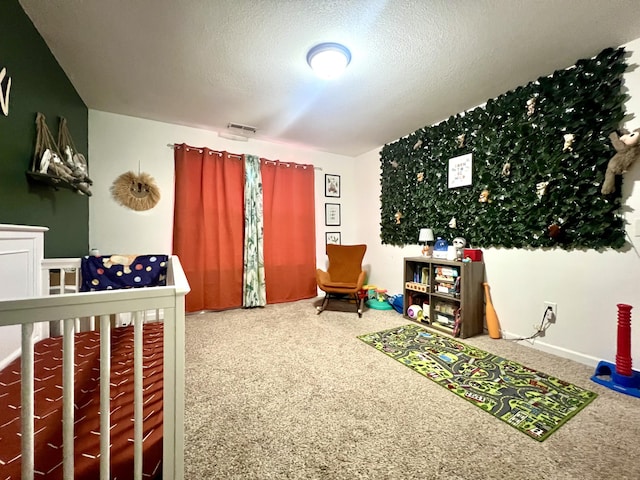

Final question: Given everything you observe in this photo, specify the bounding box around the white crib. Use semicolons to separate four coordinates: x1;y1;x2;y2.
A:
0;225;190;480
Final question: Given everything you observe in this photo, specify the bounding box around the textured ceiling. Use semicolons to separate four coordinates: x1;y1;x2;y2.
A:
18;0;640;157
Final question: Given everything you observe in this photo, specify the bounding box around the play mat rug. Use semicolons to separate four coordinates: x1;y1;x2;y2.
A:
357;324;597;442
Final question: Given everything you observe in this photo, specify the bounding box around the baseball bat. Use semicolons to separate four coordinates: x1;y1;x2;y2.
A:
483;282;501;339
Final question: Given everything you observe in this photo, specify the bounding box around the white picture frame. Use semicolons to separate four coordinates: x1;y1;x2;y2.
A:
448;153;473;188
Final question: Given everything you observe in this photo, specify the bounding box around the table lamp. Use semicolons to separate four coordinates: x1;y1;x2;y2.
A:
419;228;434;257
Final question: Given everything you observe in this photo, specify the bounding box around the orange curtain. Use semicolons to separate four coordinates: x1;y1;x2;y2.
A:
173;145;244;312
261;160;316;303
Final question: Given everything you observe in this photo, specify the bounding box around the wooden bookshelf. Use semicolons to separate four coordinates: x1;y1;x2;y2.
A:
403;257;485;339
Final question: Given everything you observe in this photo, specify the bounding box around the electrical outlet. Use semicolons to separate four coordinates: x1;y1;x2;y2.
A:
544;301;557;322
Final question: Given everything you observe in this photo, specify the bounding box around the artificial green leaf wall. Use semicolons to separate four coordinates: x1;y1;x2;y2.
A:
380;47;627;250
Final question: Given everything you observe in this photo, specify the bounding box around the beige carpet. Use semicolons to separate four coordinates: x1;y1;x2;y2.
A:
184;299;640;480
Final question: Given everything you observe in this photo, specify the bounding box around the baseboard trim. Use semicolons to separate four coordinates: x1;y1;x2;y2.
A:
501;330;603;367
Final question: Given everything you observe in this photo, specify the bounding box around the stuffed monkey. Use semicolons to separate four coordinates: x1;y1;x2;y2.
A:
601;129;640;195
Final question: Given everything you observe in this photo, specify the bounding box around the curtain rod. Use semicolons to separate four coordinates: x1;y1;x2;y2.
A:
166;143;323;170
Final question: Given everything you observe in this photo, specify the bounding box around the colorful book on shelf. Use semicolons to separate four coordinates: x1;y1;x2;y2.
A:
435;314;454;325
434;275;456;283
436;283;456;294
434;266;459;277
421;267;429;284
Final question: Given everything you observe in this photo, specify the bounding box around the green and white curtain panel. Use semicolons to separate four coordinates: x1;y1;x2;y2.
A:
243;154;266;307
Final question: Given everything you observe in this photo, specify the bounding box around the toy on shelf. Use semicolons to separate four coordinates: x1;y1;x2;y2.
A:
591;304;640;398
463;248;483;262
407;304;423;321
452;237;466;261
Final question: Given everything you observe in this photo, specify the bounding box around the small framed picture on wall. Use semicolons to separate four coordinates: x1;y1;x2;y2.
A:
325;232;341;249
325;203;341;226
448;153;473;188
325;174;341;198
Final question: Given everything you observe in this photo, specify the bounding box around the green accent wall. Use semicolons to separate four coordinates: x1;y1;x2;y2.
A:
0;0;88;257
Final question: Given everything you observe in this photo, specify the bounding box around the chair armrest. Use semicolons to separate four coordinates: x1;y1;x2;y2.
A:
316;269;331;285
356;270;366;290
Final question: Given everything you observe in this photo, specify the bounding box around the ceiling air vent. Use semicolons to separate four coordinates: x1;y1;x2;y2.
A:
227;123;257;135
218;122;257;142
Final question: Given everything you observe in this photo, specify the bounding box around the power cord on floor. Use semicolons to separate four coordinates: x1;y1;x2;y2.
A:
509;306;554;343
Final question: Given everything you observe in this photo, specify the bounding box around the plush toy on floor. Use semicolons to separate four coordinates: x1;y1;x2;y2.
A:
601;128;640;195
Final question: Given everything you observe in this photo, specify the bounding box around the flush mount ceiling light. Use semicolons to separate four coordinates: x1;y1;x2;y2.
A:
306;42;351;80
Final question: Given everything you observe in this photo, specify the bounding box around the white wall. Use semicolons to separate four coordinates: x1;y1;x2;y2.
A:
357;38;640;367
89;38;640;368
88;111;360;272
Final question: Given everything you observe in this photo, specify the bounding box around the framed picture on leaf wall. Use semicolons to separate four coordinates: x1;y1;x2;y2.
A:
448;153;473;188
325;203;341;226
325;174;341;198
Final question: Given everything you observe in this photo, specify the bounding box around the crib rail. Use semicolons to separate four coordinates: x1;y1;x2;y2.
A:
0;256;189;480
41;257;82;295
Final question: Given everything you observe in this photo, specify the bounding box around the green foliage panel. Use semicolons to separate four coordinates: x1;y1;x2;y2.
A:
380;47;627;250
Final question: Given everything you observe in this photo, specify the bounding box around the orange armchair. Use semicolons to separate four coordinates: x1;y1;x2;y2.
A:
316;244;367;317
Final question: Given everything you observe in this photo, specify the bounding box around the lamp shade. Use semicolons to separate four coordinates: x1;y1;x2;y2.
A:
418;228;434;243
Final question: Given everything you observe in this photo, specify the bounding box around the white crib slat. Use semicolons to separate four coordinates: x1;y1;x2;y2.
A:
63;318;75;479
99;315;111;480
21;323;35;480
164;255;188;480
134;311;144;480
163;304;184;480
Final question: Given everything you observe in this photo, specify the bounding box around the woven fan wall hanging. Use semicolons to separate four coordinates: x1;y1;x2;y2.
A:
110;171;161;211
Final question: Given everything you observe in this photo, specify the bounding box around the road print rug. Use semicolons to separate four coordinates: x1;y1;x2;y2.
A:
358;324;597;441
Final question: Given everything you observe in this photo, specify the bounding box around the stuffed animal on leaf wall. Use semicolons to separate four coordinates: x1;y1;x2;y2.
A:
601;128;640;194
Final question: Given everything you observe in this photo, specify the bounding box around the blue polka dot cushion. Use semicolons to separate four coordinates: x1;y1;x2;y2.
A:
80;254;169;292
